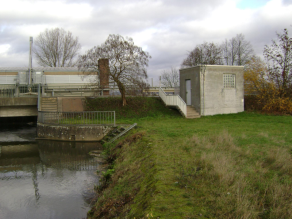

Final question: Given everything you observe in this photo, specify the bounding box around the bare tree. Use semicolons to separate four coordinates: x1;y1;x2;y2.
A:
228;37;238;66
78;34;151;106
160;67;179;87
236;34;254;66
222;34;254;66
221;39;229;65
183;34;254;68
34;28;81;67
181;42;223;68
127;77;150;96
264;28;292;97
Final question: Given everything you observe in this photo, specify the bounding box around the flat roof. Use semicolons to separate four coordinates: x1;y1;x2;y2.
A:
0;67;80;72
180;65;244;72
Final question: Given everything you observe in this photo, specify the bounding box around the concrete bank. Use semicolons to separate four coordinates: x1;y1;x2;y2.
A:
37;123;112;141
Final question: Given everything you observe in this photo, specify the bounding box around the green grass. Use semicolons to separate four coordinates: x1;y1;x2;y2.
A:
85;96;181;121
88;97;292;219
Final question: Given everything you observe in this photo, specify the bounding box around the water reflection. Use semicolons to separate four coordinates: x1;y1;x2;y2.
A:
0;138;102;219
38;140;102;171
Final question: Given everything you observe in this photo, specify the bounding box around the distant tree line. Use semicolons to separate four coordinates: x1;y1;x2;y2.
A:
161;33;254;88
181;33;254;68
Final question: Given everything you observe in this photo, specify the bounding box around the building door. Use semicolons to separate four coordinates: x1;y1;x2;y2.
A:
186;80;191;105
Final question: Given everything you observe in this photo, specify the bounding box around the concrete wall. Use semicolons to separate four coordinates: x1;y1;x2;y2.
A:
0;96;86;117
202;66;244;116
179;65;244;116
0;106;38;117
37;123;112;141
180;67;201;113
0;97;37;106
59;97;85;112
0;97;38;117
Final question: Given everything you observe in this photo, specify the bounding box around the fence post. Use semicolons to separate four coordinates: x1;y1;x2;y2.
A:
37;84;41;111
114;111;116;126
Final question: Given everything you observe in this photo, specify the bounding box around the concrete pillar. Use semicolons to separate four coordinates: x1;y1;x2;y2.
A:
42;86;45;97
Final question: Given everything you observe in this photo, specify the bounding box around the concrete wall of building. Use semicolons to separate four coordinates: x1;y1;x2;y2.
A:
37;123;112;141
0;72;18;84
180;67;201;113
179;65;244;116
202;65;244;116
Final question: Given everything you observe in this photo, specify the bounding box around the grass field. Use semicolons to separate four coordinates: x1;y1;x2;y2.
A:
87;97;292;219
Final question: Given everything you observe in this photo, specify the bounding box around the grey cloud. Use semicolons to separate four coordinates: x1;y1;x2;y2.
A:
1;0;292;83
282;0;292;5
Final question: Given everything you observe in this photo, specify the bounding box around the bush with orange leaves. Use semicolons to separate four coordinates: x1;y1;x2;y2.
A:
244;56;292;115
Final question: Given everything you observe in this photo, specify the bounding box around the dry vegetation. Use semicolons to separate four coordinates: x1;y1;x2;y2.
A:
173;132;292;218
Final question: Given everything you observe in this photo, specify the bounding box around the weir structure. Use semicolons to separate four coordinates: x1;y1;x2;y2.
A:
36;111;115;141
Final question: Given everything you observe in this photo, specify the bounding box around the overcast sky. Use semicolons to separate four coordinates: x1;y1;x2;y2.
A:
1;0;292;85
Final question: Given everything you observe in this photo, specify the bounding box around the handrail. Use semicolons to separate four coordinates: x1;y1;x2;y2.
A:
38;111;115;126
107;123;137;144
159;88;187;117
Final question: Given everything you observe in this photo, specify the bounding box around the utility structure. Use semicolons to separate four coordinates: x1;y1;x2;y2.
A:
159;65;244;118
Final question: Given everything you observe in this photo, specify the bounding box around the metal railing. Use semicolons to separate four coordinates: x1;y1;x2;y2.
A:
0;85;39;97
38;111;115;126
107;123;137;144
159;87;187;117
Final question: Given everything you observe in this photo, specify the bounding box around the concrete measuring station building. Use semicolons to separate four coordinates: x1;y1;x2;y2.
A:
180;65;244;116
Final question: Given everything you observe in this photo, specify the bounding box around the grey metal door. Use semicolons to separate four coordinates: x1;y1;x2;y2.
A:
186;80;191;105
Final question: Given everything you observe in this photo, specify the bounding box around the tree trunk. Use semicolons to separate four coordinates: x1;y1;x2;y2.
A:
116;80;127;106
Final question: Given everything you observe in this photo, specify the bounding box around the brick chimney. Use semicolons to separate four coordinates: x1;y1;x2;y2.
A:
98;58;110;96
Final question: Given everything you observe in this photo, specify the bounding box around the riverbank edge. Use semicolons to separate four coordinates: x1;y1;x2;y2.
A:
37;123;112;141
87;130;157;218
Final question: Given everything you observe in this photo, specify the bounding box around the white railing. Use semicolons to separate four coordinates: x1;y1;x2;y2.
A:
159;88;187;117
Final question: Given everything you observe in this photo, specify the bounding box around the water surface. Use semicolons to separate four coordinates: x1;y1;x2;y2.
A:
0;124;102;219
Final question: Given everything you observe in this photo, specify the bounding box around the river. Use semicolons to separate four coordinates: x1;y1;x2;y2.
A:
0;122;102;219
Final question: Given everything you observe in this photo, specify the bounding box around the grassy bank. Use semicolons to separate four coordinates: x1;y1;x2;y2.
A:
88;97;292;218
85;97;180;120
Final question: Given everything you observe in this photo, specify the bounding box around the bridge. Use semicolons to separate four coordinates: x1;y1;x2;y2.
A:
0;97;38;117
0;84;176;118
0;85;175;117
0;65;176;118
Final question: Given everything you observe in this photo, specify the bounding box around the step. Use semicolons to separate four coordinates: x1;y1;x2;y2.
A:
186;115;201;119
42;106;57;111
42;98;57;102
186;106;201;119
187;114;200;117
41;98;58;112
